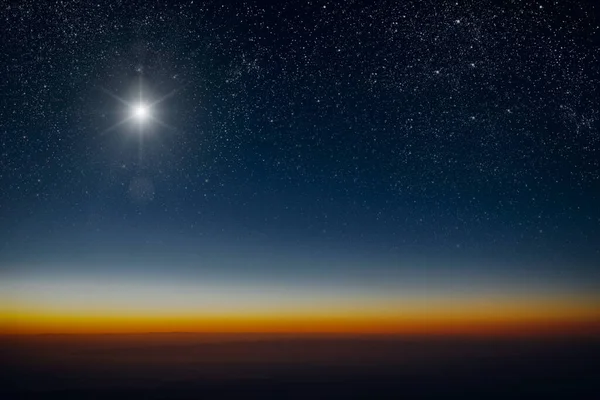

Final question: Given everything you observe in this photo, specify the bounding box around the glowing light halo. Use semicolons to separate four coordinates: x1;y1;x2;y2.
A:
100;81;175;136
132;103;150;123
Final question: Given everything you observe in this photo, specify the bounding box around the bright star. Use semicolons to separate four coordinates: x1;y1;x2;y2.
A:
100;78;175;138
132;103;150;122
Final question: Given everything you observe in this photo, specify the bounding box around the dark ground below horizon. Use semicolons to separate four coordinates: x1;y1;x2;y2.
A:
1;333;599;399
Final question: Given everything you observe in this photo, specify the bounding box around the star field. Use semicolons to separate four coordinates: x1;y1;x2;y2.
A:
1;0;599;282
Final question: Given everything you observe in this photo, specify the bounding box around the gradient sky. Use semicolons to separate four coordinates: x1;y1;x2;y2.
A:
1;0;599;334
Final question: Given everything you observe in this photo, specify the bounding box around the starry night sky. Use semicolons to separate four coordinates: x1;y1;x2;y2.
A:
1;1;599;332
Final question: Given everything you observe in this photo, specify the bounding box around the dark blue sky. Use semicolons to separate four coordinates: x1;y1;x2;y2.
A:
1;0;598;291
